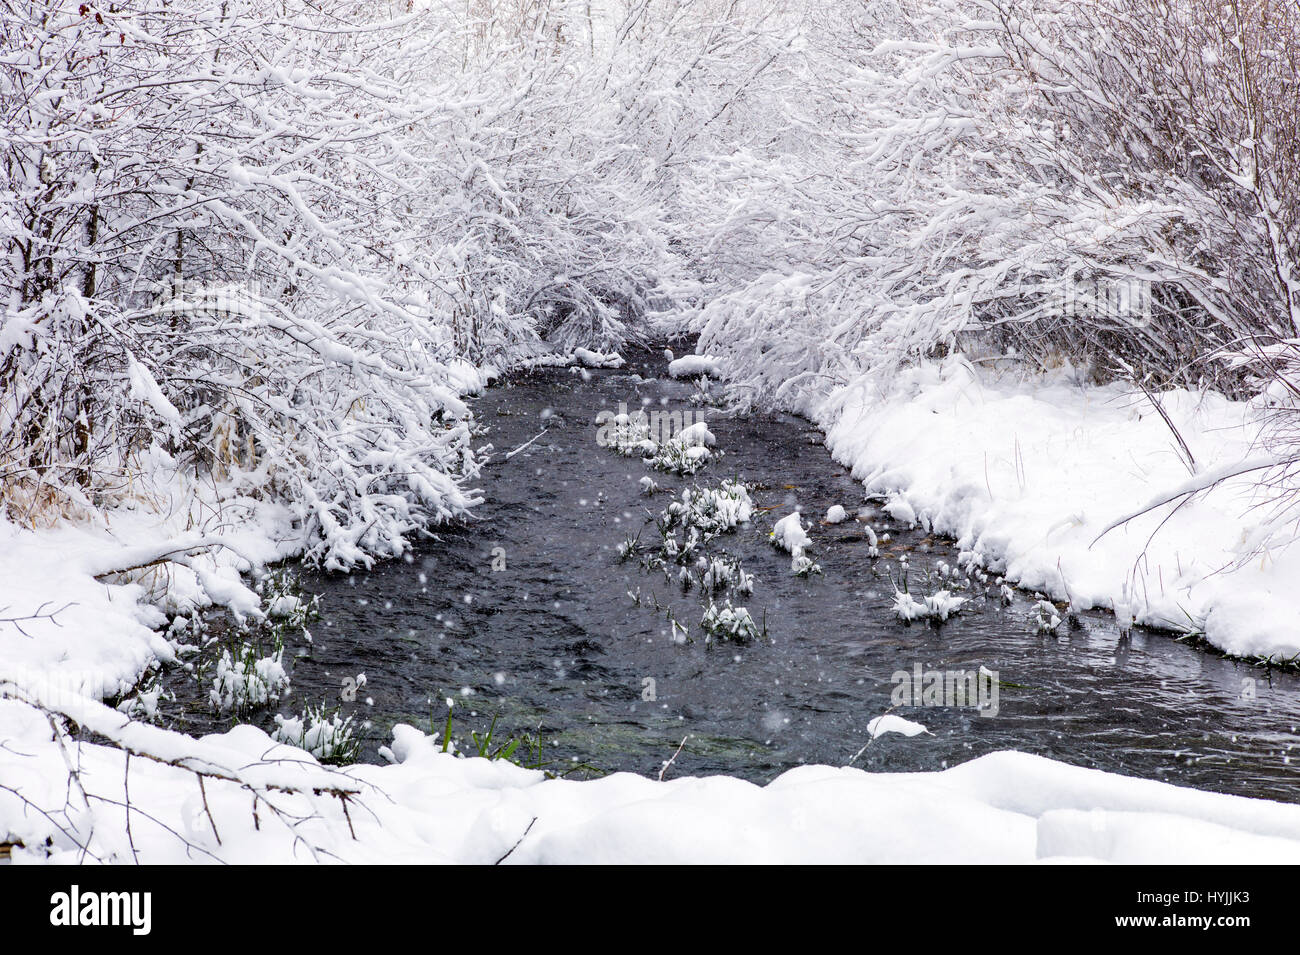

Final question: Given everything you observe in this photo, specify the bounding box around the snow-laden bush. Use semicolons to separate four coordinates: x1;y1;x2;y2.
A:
13;0;1297;576
0;2;487;564
682;0;1300;415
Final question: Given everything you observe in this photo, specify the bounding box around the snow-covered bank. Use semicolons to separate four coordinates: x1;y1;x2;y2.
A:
822;356;1300;661
3;702;1298;864
0;507;292;702
0;356;498;707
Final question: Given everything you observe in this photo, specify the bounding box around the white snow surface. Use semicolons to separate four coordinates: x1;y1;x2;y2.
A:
573;347;625;368
824;356;1300;660
0;501;298;702
668;354;722;379
770;511;812;555
4;704;1300;864
867;714;932;739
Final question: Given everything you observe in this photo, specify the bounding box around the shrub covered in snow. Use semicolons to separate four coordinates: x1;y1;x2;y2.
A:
0;0;790;570
680;0;1300;445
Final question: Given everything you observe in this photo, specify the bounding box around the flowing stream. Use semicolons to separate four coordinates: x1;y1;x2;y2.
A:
185;346;1300;800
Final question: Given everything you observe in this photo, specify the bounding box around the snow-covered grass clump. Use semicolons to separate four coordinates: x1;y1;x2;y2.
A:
257;569;321;643
648;481;754;574
663;481;754;541
1032;600;1063;633
117;678;170;723
893;589;966;623
643;421;717;476
678;421;716;447
272;705;361;765
625;479;761;641
645;436;714;475
696;555;755;595
603;413;656;457
196;569;321;718
862;523;880;558
770;511;811;553
700;600;765;644
889;563;969;624
209;640;290;714
791;553;822;577
599;412;716;475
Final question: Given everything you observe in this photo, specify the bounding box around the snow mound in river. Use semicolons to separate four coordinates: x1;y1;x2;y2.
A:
668;354;721;378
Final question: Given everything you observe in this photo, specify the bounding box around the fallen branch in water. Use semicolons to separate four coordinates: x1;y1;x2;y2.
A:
501;428;549;463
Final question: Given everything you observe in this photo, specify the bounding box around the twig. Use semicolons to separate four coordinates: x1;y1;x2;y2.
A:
658;734;690;781
846;703;903;767
493;817;537;865
1090;455;1286;547
197;774;222;845
0;601;74;638
501;428;549;462
124;753;140;864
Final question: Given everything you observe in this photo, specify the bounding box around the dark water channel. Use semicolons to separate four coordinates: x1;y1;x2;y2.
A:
204;347;1300;800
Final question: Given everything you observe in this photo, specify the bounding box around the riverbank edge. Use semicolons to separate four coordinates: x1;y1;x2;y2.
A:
808;354;1300;666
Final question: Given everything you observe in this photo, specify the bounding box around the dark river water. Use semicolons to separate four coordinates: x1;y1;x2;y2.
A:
179;345;1300;800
